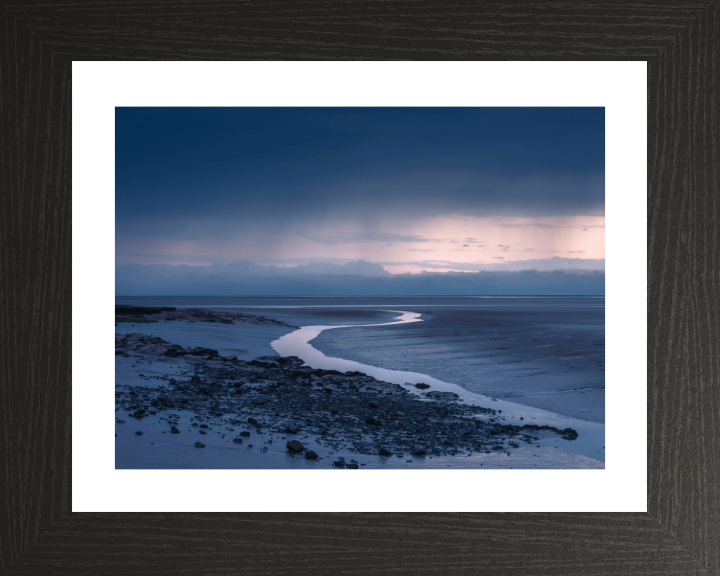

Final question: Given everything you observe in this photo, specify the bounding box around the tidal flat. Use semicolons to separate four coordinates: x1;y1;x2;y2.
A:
114;299;604;469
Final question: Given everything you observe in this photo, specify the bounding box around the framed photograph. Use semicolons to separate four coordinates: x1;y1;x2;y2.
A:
111;106;610;469
4;3;718;574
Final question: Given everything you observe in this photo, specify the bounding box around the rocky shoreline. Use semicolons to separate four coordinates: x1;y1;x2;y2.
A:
115;305;295;327
116;332;579;466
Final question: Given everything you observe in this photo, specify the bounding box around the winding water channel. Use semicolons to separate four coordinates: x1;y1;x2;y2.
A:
272;310;605;463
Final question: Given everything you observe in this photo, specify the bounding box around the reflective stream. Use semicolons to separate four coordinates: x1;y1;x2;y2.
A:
272;310;605;462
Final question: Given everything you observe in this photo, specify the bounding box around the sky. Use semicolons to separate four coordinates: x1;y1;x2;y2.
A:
116;107;604;295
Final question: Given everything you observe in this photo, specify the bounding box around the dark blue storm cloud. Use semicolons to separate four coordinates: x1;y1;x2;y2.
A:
116;107;604;237
116;107;604;295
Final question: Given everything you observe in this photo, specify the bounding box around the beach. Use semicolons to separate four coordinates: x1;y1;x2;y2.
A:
115;297;605;469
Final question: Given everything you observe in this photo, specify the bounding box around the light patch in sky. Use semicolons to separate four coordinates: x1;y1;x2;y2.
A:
116;214;604;273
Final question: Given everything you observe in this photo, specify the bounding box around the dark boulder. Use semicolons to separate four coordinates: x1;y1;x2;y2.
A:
240;431;251;437
366;417;381;426
195;441;205;448
346;463;359;469
170;426;179;434
163;345;186;358
305;450;318;460
286;440;304;453
135;431;143;436
333;458;346;468
232;438;243;444
368;401;379;409
411;448;427;456
379;448;393;456
186;347;219;357
414;383;431;390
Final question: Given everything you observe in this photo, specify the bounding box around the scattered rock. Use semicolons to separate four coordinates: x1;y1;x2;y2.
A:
426;391;459;400
135;431;143;435
185;347;220;357
286;440;304;453
114;328;561;466
195;441;205;448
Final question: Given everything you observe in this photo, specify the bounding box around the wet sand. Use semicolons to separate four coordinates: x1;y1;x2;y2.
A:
115;349;602;470
115;305;604;469
311;305;605;423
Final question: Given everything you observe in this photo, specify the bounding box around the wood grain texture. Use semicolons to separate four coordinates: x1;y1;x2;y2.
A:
1;1;718;574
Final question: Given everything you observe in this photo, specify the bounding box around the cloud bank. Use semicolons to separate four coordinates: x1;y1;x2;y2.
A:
116;260;604;296
389;256;606;272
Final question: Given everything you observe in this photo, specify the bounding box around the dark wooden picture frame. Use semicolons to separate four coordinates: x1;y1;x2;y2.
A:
2;2;718;574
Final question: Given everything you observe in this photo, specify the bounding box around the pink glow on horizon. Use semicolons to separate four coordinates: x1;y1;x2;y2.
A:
116;214;605;272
